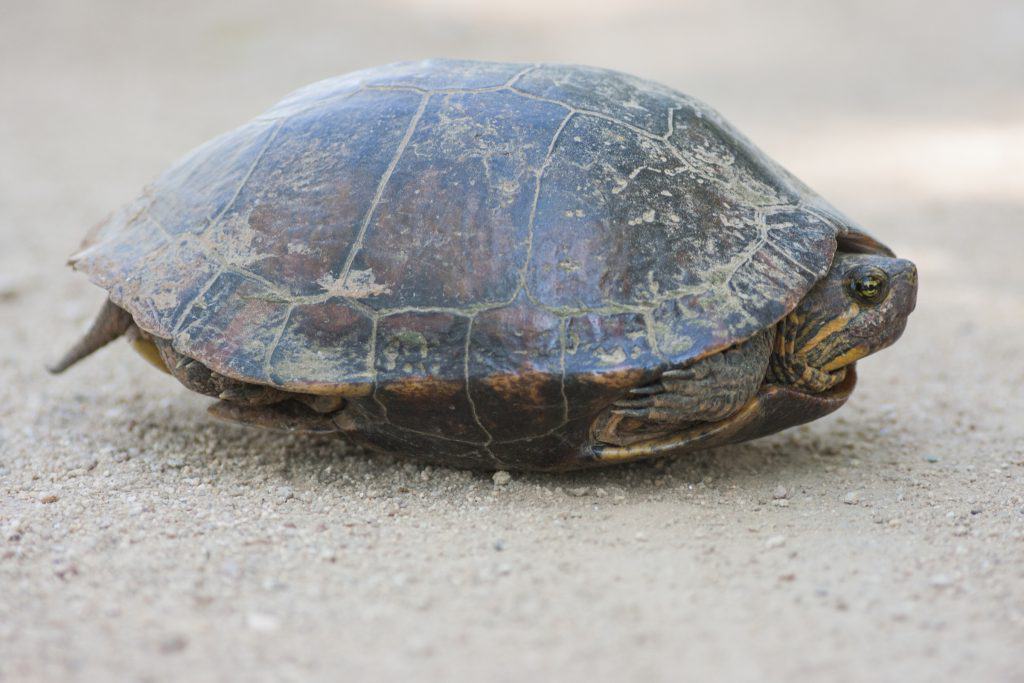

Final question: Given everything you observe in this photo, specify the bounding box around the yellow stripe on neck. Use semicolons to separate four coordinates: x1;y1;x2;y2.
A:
797;302;859;358
823;344;869;372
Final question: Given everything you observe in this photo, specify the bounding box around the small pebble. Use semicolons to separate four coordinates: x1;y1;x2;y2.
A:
765;535;787;549
772;485;789;500
843;491;861;505
0;276;20;301
246;612;280;632
158;635;188;654
923;455;940;463
567;486;590;497
40;494;59;504
492;471;512;487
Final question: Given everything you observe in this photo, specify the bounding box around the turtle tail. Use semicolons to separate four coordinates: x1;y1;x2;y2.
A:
48;298;132;373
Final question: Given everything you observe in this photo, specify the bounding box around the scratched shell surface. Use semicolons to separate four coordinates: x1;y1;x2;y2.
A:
71;59;885;408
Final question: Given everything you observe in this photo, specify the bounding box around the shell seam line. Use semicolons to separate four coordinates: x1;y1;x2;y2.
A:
764;238;821;278
493;315;571;444
336;92;430;285
504;63;541;88
170;267;224;337
200;118;285;236
356;63;537;97
514;109;575;303
463;315;495;452
261;303;295;383
365;314;380;397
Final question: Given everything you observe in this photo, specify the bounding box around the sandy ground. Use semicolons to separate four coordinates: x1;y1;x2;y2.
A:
2;1;1023;681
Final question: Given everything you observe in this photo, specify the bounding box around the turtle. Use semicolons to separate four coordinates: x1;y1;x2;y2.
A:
51;59;917;471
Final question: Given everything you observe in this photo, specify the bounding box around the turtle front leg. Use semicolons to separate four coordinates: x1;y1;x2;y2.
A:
595;328;774;446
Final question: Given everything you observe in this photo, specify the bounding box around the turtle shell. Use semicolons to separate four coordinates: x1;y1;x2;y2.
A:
71;59;891;469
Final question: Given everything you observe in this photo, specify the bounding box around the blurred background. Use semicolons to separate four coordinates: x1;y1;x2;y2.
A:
1;1;1022;681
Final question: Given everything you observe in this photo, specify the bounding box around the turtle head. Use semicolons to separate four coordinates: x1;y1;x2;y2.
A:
769;252;917;392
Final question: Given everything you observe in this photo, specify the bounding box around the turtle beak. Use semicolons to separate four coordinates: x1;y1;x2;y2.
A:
902;260;918;313
885;257;917;327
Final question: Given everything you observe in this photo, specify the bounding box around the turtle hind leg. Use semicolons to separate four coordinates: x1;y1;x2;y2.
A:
48;298;133;374
148;337;287;406
596;328;774;446
149;337;346;415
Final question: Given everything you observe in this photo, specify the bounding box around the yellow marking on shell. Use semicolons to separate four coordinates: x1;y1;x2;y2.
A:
130;337;170;374
798;303;860;357
823;345;869;372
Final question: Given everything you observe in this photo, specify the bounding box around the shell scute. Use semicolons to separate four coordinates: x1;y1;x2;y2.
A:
468;300;565;441
149;119;282;239
372;311;486;442
172;271;291;383
564;311;661;377
268;298;375;388
350;90;568;310
211;89;426;298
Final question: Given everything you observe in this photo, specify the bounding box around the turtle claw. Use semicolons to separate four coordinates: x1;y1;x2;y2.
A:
629;383;664;396
175;356;194;371
662;367;696;380
611;408;650;419
615;396;654;409
218;387;250;402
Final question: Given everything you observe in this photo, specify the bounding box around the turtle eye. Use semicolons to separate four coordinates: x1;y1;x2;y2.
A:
847;266;889;305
